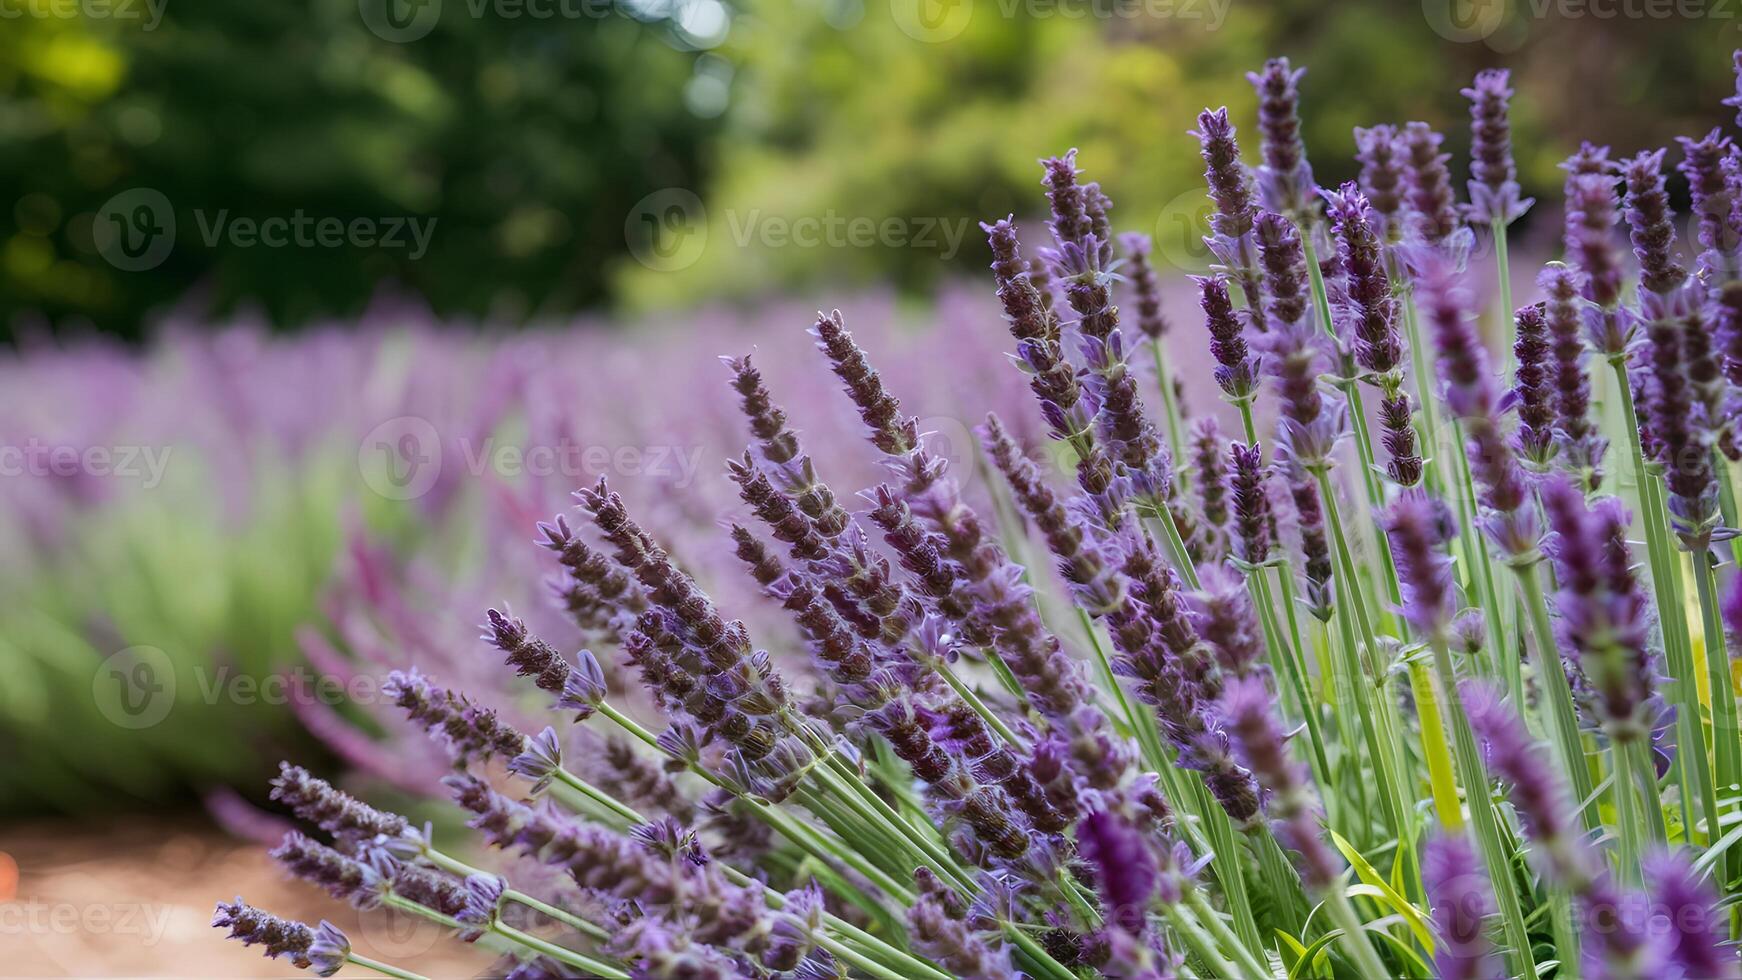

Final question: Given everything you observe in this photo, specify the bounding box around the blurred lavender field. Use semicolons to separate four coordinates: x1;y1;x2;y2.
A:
0;288;1068;815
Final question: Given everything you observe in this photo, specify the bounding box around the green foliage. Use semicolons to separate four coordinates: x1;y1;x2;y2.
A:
0;1;718;338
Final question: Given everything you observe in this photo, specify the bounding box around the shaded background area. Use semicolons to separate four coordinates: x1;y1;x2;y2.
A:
2;0;1739;974
2;0;1736;339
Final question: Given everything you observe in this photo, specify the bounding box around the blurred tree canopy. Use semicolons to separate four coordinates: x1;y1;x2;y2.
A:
0;0;721;339
3;0;1740;334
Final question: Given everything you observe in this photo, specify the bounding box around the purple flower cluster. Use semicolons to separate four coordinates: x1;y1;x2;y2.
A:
1246;58;1317;220
1460;69;1533;226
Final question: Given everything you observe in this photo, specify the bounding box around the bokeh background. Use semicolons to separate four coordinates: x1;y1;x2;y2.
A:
1;0;1737;974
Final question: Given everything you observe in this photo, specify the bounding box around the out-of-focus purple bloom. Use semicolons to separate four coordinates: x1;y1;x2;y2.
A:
1563;165;1633;356
1419;257;1538;556
1190;417;1229;557
268;763;407;843
1403;122;1463;249
1247;58;1317;219
1078;810;1159;921
1423;832;1502;980
1462;681;1595;888
382;668;530;767
1642;849;1736;978
908;869;1016;979
1678;129;1738;281
1461;69;1533;226
1256;211;1343;467
1120;233;1170;339
1222;674;1340;892
1189;562;1268;682
1542;477;1656;739
1638;286;1723;548
1727;49;1742;126
1354;124;1408;244
1384;491;1458;638
269;832;387;909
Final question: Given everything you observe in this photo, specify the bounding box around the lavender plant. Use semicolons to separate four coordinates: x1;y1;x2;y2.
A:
216;51;1742;980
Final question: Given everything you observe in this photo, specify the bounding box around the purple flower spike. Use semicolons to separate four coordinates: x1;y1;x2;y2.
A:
1512;303;1556;467
1642;849;1736;978
1354;124;1408;243
557;649;608;719
1384;490;1458;638
1460;68;1533;226
1222;674;1340;892
1189;561;1267;682
1542;477;1655;739
1419;256;1537;556
269;763;407;843
1621;149;1688;303
1120;233;1170;339
1423;832;1502;980
1677;129;1737;281
1247;58;1317;219
1192;107;1259;243
1403;122;1462;248
1198;274;1261;402
454;873;507;941
1539;262;1607;486
212;900;317;971
1228;441;1275;566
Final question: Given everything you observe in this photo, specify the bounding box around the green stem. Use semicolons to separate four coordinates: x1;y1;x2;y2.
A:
1152;339;1187;461
551;768;645;825
492;921;629;980
1164;903;1242;978
1186;887;1270;979
1493;220;1515;376
344;953;428;980
1611;734;1644;884
1320;884;1391;980
937;661;1022;747
1513;560;1599;832
1252;570;1331;788
1694;545;1742;879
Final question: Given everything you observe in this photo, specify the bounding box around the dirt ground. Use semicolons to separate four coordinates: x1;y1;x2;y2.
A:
0;818;494;978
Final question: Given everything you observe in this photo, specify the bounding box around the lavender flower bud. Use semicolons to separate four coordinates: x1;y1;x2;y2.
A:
1247;58;1316;219
809;309;911;456
1560;157;1627;318
481;608;576;697
1642;850;1735;978
1540;262;1606;485
1323;182;1402;377
1354;124;1408;243
1727;49;1742;126
383;669;530;766
269;763;407;843
1285;464;1334;621
212;900;317;972
305;921;351;978
557;650;608;719
1621;149;1688;300
1403;122;1461;247
1642;291;1722;547
1120;233;1169;339
1222;674;1340;891
1042;149;1096;261
1461;69;1533;225
907;873;1015;979
1228;442;1275;565
1190;417;1229;553
1677;129;1737;280
1423;832;1502;980
454;873;506;941
1512;303;1556;467
1384;490;1458;638
507;726;563;795
1197;274;1261;402
269;832;386;909
1192;107;1259;242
